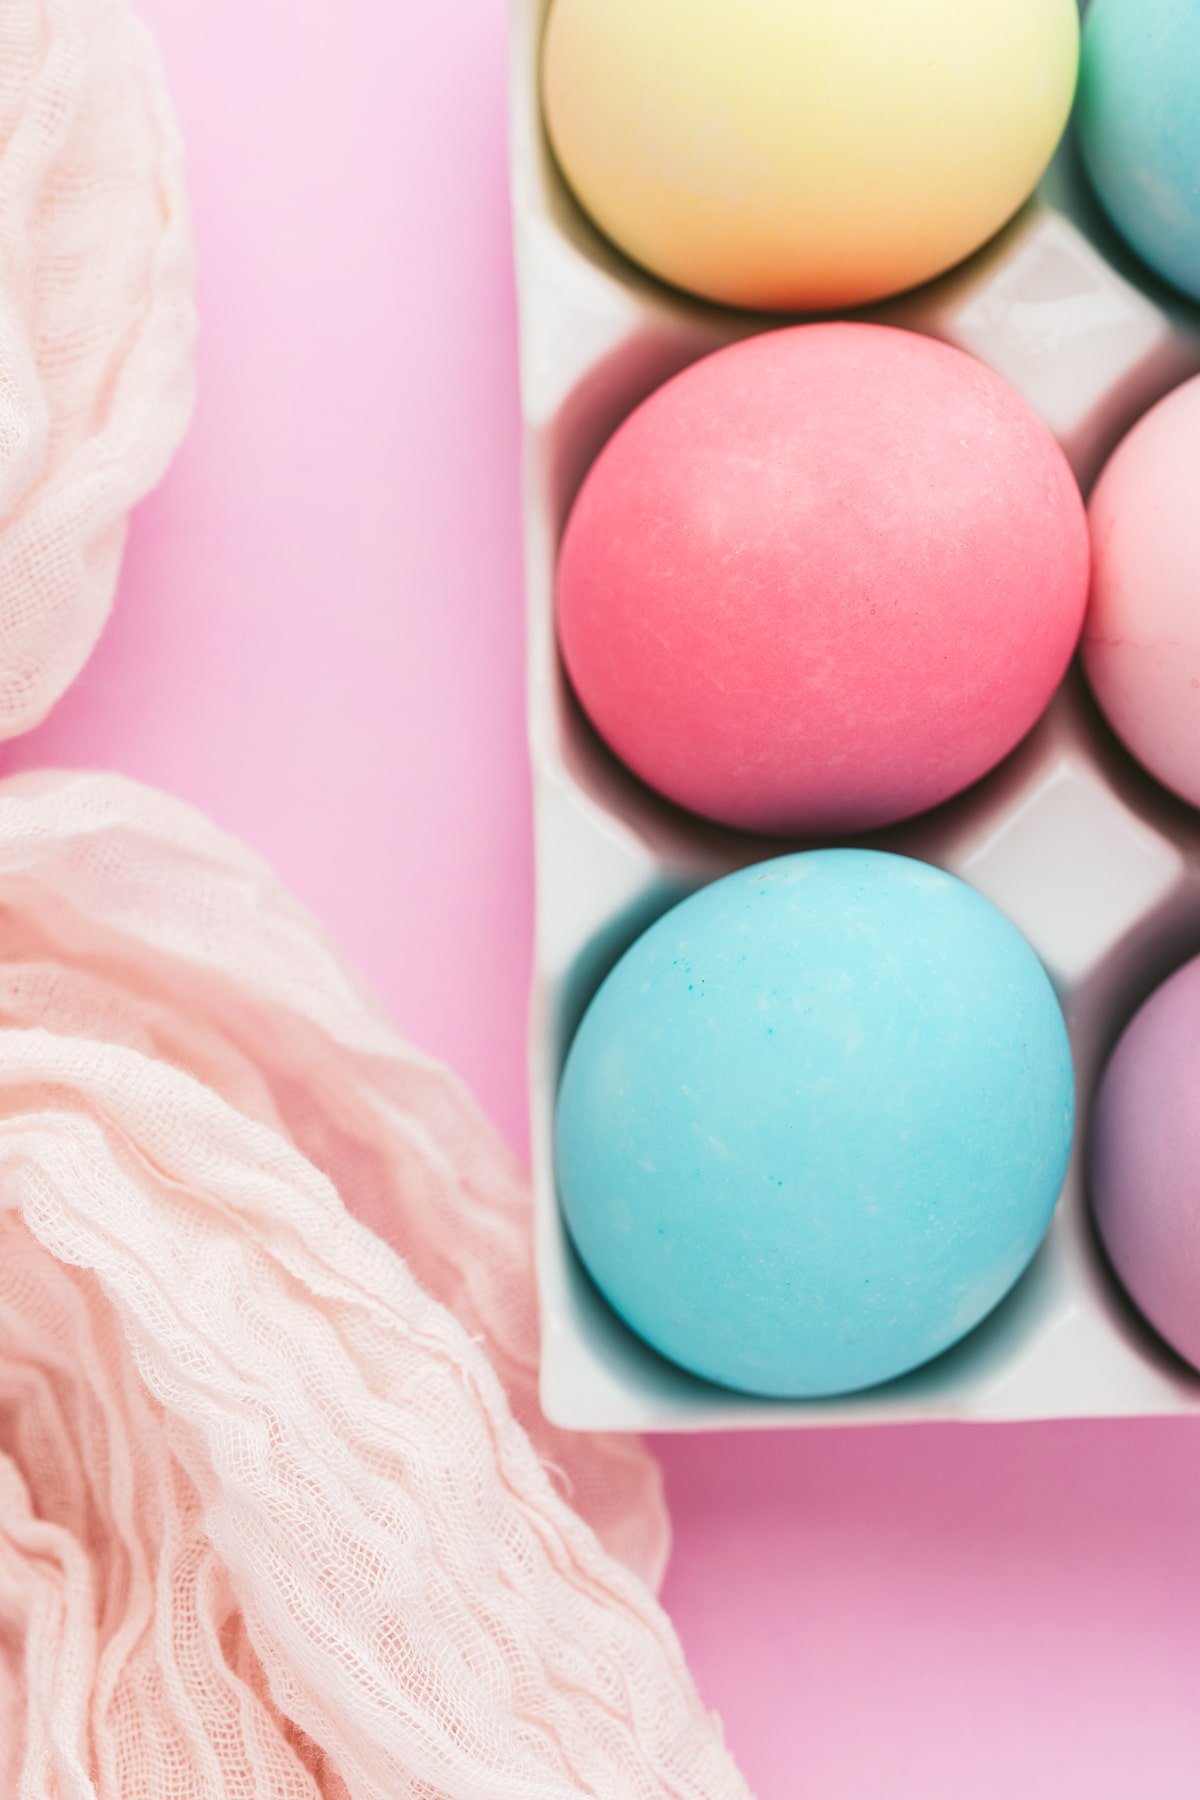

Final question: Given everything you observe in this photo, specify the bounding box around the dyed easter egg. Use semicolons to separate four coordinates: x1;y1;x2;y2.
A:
1078;0;1200;303
1083;375;1200;810
1091;956;1200;1372
557;323;1089;837
555;850;1075;1398
541;0;1079;312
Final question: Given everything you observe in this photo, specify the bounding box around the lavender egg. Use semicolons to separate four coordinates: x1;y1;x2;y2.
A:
1091;955;1200;1370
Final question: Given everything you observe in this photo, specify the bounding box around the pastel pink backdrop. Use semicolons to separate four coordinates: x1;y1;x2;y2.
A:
10;1;1200;1792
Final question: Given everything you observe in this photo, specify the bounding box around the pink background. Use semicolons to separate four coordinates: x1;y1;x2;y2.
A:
12;0;1200;1791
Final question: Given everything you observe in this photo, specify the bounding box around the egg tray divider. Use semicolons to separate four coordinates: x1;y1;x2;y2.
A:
511;0;1200;1432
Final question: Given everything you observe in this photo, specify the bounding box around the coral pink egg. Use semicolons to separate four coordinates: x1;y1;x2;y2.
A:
556;322;1089;836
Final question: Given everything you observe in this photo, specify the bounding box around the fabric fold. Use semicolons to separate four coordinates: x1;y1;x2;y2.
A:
0;770;749;1799
0;0;195;738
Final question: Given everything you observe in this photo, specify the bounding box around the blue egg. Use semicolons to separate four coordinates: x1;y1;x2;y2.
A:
1077;0;1200;302
555;851;1074;1398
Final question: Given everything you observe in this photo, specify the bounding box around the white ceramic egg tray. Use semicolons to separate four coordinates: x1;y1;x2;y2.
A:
511;0;1200;1432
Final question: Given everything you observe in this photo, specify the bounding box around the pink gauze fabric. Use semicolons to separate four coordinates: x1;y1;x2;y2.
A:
0;0;194;738
0;769;750;1799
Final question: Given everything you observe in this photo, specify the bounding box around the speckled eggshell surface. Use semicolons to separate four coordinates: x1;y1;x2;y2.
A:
1078;0;1200;303
1083;374;1200;810
555;850;1075;1399
1091;955;1200;1372
557;323;1089;837
541;0;1079;312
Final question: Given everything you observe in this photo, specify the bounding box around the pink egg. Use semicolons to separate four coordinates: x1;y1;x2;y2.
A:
1083;373;1200;810
557;323;1089;835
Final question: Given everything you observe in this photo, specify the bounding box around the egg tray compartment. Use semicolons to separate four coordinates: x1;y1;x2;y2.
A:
511;0;1200;1432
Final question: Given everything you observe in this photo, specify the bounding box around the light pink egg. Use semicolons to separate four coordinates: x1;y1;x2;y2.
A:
557;322;1089;836
1084;373;1200;810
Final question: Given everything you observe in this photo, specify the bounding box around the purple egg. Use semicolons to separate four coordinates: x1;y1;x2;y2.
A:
1091;956;1200;1369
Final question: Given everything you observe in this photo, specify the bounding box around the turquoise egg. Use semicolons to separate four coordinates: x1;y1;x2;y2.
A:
555;850;1074;1398
1077;0;1200;302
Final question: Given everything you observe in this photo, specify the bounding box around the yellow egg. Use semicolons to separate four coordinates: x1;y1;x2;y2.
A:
541;0;1079;312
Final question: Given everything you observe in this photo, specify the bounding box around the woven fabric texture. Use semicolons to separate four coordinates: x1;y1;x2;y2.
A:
0;0;194;737
0;770;749;1799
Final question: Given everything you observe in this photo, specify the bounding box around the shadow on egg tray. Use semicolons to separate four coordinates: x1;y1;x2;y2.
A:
534;44;1200;365
557;1139;1200;1420
1045;113;1200;335
553;665;1200;1035
559;1200;1200;1415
